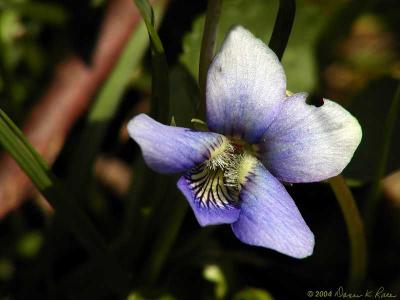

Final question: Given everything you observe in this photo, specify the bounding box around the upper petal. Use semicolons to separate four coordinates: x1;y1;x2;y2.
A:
206;26;286;143
128;114;225;173
232;161;314;258
258;93;362;183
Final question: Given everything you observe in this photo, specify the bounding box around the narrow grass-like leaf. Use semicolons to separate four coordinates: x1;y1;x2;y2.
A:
119;0;171;269
268;0;296;61
0;109;131;296
134;0;169;123
0;109;48;171
134;0;164;53
0;109;51;190
110;0;171;270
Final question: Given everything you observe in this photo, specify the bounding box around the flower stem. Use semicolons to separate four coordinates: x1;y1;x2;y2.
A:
134;0;169;124
364;84;400;233
268;0;296;61
329;175;367;290
198;0;223;119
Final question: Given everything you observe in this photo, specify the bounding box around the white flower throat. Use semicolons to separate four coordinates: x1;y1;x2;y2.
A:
185;137;257;209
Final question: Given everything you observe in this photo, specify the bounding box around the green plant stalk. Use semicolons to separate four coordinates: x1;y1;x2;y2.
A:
198;0;222;119
150;51;170;124
268;0;296;60
365;84;400;231
134;0;169;123
117;0;171;275
329;175;367;290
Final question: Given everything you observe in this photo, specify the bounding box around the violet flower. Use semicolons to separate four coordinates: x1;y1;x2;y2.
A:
127;26;362;258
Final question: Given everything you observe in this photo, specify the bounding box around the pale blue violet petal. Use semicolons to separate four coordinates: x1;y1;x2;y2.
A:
232;161;314;258
206;26;286;143
177;174;241;226
258;93;362;183
128;114;224;173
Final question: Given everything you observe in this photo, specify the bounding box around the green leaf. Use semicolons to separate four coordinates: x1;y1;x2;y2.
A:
0;108;51;190
134;0;164;53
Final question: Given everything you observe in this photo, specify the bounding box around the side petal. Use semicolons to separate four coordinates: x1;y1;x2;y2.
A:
206;26;286;143
177;166;241;226
128;114;224;173
259;93;362;183
232;162;314;258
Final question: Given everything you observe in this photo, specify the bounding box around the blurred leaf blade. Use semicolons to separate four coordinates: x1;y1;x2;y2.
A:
89;6;159;123
0;1;68;25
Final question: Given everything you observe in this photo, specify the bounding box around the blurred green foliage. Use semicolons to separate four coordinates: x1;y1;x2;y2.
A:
16;230;43;258
233;288;274;300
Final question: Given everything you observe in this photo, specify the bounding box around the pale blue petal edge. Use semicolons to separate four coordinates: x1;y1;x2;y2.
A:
231;161;315;258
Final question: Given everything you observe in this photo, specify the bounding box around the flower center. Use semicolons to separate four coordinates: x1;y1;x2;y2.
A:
184;137;257;210
205;138;245;191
